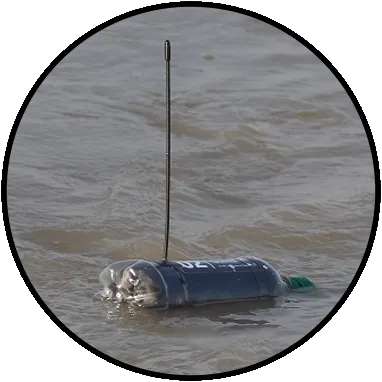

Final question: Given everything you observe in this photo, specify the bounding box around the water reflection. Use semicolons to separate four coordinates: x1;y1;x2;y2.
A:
104;298;282;330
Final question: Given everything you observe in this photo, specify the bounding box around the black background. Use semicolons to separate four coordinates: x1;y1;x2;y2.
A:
0;0;381;380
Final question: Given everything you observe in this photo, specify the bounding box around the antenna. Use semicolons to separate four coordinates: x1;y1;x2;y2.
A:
162;40;171;261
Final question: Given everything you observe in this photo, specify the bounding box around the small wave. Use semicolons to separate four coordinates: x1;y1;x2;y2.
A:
21;228;105;253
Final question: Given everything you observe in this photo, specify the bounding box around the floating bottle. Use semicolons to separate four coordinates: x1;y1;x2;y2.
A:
99;257;315;308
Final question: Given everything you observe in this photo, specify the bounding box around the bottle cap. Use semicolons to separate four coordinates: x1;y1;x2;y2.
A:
282;276;315;292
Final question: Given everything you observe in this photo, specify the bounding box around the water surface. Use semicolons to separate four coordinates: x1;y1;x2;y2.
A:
7;8;374;375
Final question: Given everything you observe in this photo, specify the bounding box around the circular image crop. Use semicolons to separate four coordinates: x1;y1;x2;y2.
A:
2;3;379;379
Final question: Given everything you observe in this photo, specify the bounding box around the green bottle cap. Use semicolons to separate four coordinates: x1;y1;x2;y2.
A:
282;276;315;292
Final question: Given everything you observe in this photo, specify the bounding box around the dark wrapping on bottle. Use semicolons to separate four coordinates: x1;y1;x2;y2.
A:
99;256;287;308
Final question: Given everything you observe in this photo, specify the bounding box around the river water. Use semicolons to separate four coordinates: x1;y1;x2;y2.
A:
6;7;375;375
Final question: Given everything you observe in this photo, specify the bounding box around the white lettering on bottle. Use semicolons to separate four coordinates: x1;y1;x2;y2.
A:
176;261;212;269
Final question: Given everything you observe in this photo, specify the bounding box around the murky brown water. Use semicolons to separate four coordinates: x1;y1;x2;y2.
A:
6;8;375;375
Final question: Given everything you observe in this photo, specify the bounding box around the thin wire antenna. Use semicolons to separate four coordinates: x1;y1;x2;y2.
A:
163;40;171;261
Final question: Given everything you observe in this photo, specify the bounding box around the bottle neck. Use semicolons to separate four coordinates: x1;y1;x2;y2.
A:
281;276;291;289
